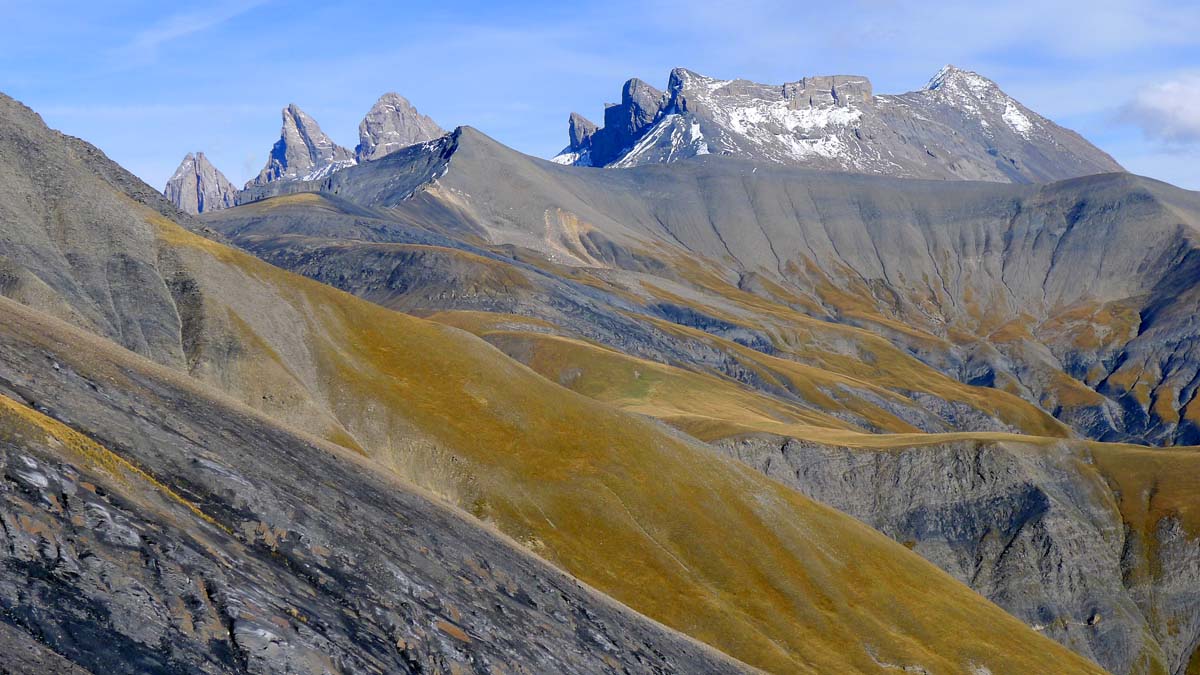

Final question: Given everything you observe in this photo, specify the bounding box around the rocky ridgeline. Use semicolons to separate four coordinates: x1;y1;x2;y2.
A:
555;65;1122;182
163;93;443;213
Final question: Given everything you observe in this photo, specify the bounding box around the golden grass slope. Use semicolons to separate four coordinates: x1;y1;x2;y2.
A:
143;214;1105;673
427;306;1200;667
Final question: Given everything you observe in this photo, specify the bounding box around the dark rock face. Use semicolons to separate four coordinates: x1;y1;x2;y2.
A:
555;65;1123;183
0;298;747;674
249;104;356;187
163;152;236;214
557;78;666;167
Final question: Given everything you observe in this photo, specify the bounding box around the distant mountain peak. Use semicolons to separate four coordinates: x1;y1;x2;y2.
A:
925;64;987;90
163;151;235;215
355;92;444;162
917;65;1040;140
243;95;444;191
248;104;356;188
553;66;1122;183
553;76;667;167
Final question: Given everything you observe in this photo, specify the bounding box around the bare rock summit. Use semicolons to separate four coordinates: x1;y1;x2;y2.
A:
355;92;444;162
162;151;236;214
249;103;356;187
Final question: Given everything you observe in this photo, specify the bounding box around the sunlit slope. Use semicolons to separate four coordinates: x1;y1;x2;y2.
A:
429;309;1200;674
212;190;1076;439
456;323;861;434
157;218;1104;673
426;285;1070;440
220;127;1200;445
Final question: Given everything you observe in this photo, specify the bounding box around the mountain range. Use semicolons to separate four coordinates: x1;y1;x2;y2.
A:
164;93;442;214
553;66;1122;182
2;62;1199;675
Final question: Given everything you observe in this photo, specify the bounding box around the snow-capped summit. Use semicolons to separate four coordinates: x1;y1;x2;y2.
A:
917;65;1035;138
555;66;1122;183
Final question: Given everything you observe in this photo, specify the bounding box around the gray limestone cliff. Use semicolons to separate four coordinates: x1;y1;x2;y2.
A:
249;104;356;187
355;92;444;162
162;151;236;214
718;434;1200;675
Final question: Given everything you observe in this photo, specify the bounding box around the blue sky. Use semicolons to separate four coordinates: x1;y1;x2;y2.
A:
3;0;1198;189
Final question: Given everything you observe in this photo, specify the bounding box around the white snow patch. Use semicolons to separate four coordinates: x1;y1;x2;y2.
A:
773;132;848;160
611;114;681;168
1002;100;1034;138
301;158;357;182
551;151;581;165
714;94;861;162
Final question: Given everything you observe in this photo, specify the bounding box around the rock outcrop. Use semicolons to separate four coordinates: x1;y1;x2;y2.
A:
249;104;356;187
555;65;1123;182
355;92;444;162
554;78;667;167
718;434;1200;675
162;151;236;214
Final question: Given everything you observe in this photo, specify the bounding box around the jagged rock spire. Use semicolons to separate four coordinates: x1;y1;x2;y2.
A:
249;104;355;187
356;92;444;162
163;152;236;214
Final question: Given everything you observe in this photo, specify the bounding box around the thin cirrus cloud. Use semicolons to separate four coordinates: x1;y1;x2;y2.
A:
111;0;273;64
1121;74;1200;145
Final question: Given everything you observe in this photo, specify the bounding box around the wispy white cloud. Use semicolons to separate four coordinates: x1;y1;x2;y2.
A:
1121;74;1200;144
39;102;271;118
113;0;272;64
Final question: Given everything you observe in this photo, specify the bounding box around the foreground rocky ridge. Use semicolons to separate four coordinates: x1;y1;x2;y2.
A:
555;66;1122;183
